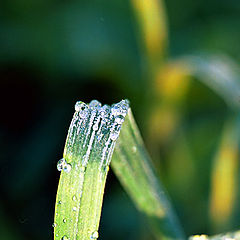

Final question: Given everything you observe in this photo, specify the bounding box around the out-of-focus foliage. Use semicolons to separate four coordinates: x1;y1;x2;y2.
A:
0;0;240;239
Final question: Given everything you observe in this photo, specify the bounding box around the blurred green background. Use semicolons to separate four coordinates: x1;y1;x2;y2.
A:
0;0;240;239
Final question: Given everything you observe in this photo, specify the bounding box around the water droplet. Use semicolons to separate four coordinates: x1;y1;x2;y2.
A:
89;100;102;109
57;158;72;173
75;101;89;119
90;231;99;239
58;200;62;205
63;219;67;223
115;115;124;124
111;100;129;117
79;109;89;119
132;146;137;153
52;223;57;228
75;101;85;111
72;195;77;201
61;236;68;240
57;158;66;172
93;124;99;131
110;131;118;141
104;166;109;172
72;207;77;211
111;104;121;116
63;163;72;173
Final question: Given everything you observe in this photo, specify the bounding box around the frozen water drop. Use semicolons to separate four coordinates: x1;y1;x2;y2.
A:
132;146;137;153
57;158;66;172
111;99;129;117
52;223;57;228
115;115;124;124
89;100;101;109
63;163;72;173
90;231;99;239
72;207;77;211
75;101;85;111
100;104;110;116
58;200;62;204
79;109;89;119
61;236;68;240
72;195;77;201
93;124;99;131
111;104;121;116
110;131;118;141
75;101;89;119
104;166;109;173
63;219;67;223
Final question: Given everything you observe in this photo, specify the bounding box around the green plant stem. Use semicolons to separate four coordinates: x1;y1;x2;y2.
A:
54;100;129;240
111;109;185;240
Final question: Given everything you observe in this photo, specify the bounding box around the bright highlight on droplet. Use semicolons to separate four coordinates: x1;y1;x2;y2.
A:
90;231;99;239
61;236;69;240
57;158;72;173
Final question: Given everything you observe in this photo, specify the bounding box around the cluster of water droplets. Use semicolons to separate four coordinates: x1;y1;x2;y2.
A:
61;99;129;168
55;101;129;240
57;158;72;173
90;231;99;239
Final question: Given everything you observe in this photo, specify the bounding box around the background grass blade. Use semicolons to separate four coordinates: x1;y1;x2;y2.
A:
111;109;185;240
189;230;240;240
209;116;240;231
131;0;168;65
54;100;129;240
181;54;240;110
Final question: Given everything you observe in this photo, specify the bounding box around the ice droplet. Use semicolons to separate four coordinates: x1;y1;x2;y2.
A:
72;207;77;211
72;195;77;201
115;115;124;124
61;236;68;240
93;124;99;131
75;101;85;111
57;158;71;173
63;163;72;173
75;101;89;119
110;131;118;141
104;166;109;173
132;146;137;153
63;219;67;223
100;104;110;117
58;200;62;205
89;100;101;109
57;158;66;172
111;100;129;117
90;231;99;239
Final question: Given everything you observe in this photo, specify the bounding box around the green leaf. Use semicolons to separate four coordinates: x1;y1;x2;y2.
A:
54;100;130;240
181;54;240;110
189;230;240;240
111;109;185;240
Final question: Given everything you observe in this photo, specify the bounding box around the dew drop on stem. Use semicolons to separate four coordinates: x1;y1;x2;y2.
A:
61;236;69;240
90;231;99;239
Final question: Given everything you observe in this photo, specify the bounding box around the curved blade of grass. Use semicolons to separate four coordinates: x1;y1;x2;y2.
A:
189;230;240;240
54;100;130;240
111;109;185;240
209;116;240;231
181;54;240;110
131;0;168;65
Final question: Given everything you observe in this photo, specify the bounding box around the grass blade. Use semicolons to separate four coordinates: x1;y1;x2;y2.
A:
181;54;240;110
111;109;185;240
131;0;168;64
209;116;239;231
190;230;240;240
54;100;129;240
